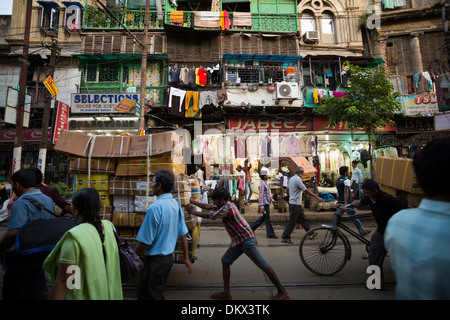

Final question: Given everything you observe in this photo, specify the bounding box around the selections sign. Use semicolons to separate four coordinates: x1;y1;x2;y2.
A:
71;93;139;113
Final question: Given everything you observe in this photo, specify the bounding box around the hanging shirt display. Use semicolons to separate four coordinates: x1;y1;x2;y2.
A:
286;135;300;157
246;136;259;158
185;91;201;118
168;87;186;117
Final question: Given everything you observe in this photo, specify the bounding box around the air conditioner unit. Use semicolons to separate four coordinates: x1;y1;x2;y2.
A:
276;82;299;99
303;30;319;43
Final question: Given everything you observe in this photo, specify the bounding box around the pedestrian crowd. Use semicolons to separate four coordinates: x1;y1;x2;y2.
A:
0;138;449;300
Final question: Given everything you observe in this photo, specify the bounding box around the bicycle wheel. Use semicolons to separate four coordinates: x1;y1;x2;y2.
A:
299;226;350;276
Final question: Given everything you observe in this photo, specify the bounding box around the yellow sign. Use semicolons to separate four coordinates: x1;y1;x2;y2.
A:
115;98;136;113
43;76;59;98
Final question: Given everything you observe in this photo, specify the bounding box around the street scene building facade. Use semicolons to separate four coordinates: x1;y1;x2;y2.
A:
0;0;449;301
0;0;449;193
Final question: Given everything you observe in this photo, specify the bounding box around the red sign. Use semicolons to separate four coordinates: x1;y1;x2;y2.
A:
228;117;312;131
313;117;396;132
52;101;70;144
0;129;52;141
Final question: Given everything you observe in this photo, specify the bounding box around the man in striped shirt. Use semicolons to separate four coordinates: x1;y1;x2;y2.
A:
250;168;277;238
188;187;289;300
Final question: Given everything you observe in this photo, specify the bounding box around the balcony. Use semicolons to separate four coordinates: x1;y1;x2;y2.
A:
82;7;298;33
83;9;164;30
165;11;298;33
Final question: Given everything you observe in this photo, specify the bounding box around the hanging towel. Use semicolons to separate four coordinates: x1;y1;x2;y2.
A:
232;12;252;27
220;11;230;30
170;11;184;24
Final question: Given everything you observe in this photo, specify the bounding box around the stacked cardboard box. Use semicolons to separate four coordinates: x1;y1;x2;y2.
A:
374;156;424;206
56;130;201;260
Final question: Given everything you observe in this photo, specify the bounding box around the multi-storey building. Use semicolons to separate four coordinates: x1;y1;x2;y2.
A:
0;0;84;181
367;0;450;156
1;0;400;182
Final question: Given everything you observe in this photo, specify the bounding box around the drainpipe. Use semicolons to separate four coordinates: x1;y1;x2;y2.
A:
156;0;163;22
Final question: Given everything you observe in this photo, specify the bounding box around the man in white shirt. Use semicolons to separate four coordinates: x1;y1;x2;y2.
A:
281;167;323;244
194;164;204;186
351;160;365;200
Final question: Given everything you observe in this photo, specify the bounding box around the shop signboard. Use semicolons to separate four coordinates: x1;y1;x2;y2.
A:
436;74;450;112
400;94;439;116
395;116;434;133
43;76;59;98
434;113;450;131
68;118;139;131
228;116;312;131
0;129;52;141
71;93;140;113
313;117;396;132
52;101;69;144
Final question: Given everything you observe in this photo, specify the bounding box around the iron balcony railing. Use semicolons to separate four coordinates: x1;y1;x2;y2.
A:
83;8;298;33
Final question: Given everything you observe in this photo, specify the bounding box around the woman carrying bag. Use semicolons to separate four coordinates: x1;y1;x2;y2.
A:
43;188;123;300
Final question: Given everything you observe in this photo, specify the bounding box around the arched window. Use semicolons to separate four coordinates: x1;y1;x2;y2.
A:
321;12;334;34
301;11;316;35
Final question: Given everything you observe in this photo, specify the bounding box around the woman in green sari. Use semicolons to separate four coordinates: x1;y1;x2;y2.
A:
43;188;123;300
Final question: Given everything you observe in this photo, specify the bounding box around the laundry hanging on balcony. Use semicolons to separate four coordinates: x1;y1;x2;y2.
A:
220;11;230;30
232;12;252;27
194;11;220;28
169;11;184;24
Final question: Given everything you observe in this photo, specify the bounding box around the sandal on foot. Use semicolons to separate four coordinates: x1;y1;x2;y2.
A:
309;232;318;240
211;291;232;300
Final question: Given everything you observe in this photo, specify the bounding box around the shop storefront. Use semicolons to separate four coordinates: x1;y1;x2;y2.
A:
0;129;69;184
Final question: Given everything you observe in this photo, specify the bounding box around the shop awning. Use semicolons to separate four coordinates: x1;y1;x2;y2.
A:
72;53;169;61
36;1;60;8
223;54;302;61
61;1;84;8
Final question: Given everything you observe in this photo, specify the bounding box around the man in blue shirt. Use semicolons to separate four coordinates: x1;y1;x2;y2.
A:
385;139;450;299
135;170;192;300
0;168;55;300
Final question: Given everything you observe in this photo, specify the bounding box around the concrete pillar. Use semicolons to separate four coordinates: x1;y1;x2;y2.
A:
410;33;423;74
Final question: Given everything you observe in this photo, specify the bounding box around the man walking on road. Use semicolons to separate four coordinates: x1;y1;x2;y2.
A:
188;187;290;300
281;167;323;244
251;168;277;239
135;170;192;300
0;169;55;300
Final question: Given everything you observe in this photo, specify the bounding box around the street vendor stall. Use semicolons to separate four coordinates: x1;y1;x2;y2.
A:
54;130;201;268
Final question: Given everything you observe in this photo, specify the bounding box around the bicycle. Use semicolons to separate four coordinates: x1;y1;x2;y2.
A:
299;204;373;276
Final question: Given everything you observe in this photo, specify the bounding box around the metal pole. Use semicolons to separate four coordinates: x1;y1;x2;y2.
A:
139;0;150;133
38;39;59;176
13;0;33;173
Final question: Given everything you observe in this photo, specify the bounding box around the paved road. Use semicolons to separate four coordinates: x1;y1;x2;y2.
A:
0;217;397;302
123;219;396;301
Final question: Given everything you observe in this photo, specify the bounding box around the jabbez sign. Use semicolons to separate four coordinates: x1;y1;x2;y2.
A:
228;117;312;131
